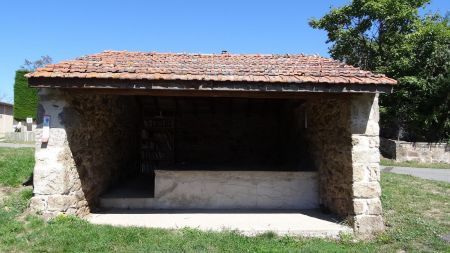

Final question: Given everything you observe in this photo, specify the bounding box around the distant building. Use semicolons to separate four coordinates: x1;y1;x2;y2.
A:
0;102;13;133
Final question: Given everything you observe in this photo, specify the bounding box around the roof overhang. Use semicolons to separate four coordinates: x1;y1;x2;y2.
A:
28;77;393;98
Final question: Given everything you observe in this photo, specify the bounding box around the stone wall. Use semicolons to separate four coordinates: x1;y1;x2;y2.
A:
3;132;35;143
30;89;384;237
154;170;318;209
31;89;139;218
380;138;450;163
305;94;384;237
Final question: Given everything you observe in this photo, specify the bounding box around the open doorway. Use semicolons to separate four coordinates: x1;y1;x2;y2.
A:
101;96;318;210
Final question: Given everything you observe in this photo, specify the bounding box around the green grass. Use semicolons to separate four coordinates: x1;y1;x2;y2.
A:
381;158;450;169
378;173;450;252
0;147;449;252
0;147;34;186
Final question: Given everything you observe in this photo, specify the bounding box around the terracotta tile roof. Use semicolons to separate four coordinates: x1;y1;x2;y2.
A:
27;51;397;85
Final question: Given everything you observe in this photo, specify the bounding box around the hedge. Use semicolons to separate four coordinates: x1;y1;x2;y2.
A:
13;70;38;121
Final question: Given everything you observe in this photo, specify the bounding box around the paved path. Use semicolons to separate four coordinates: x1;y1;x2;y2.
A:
0;143;34;148
381;166;450;183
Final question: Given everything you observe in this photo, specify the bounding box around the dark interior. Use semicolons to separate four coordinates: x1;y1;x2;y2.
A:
137;96;313;172
106;96;314;198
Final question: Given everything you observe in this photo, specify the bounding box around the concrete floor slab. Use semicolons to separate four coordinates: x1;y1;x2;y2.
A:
87;210;352;238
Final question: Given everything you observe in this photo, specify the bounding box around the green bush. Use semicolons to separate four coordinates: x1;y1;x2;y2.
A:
13;70;38;121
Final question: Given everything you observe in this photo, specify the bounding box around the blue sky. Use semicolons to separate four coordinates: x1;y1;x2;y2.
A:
0;0;447;102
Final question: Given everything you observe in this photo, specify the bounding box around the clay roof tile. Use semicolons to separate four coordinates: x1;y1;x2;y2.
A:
27;50;397;85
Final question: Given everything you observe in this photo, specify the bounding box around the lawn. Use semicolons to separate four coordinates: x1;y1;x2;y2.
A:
381;158;450;169
0;147;449;252
0;147;34;186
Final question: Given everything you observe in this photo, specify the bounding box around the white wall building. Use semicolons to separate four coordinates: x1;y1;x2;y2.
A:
0;102;14;133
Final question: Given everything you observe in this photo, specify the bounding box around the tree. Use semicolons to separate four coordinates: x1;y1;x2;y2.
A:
14;70;38;120
310;0;450;142
14;56;52;120
21;55;52;71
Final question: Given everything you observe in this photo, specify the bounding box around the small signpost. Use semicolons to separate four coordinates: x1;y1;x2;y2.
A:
26;117;33;132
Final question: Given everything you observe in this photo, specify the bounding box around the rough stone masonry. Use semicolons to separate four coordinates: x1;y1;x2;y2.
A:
30;89;139;218
30;88;384;237
305;93;383;236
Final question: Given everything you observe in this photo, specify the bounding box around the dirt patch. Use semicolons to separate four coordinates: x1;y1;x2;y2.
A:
1;185;34;221
0;185;29;203
0;186;16;202
424;208;446;220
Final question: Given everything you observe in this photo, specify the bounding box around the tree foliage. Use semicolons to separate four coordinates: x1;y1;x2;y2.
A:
13;56;53;121
21;55;52;71
13;70;38;121
310;0;450;142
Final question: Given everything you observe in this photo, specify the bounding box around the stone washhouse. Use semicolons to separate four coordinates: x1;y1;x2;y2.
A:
26;51;396;238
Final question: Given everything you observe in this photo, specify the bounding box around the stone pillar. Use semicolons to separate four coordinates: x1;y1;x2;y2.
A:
30;89;89;218
306;94;384;237
350;93;384;236
30;89;140;218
